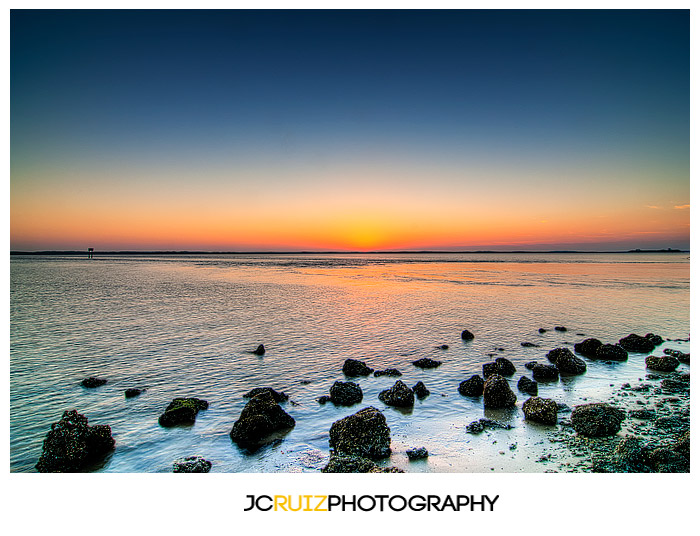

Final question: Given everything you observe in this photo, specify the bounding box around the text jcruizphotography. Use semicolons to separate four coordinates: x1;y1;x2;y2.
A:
244;494;500;512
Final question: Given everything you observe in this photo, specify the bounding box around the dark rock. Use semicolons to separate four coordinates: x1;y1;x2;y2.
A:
406;447;429;460
546;347;571;365
461;329;475;341
124;388;143;398
556;403;571;413
458;375;484;397
673;431;690;457
532;363;559;382
253;344;266;356
517;376;538;396
482;362;498;378
243;387;289;403
522;397;558;425
36;410;115;473
412;357;442;369
412;381;430;399
483;374;516;409
614;437;653;470
596;344;628;361
158;398;209;427
328;406;391;459
628;409;656;420
554;326;567;332
663;349;689;363
538;328;547;333
438;344;449;350
521;342;540;348
571;403;624;437
173;455;212;473
524;361;537;370
649;447;690;473
574;338;602;357
378;380;415;408
373;368;402;377
342;358;374;377
81;377;107;388
619;334;655;353
466;418;512;434
646;355;679;372
495;357;516;376
644;333;664;346
661;378;688;393
322;454;379;473
554;348;587;375
317;395;332;404
230;391;295;449
329;381;363;406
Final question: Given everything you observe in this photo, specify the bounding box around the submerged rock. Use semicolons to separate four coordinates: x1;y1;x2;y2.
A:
554;349;587;375
317;395;332;404
253;344;266;356
461;329;475;341
406;447;429;460
243;387;289;403
521;342;540;348
412;381;430;399
412;357;442;369
522;397;558;425
173;455;212;473
124;388;143;398
322;454;379;473
517;376;538;396
378;380;415;408
438;344;449;350
619;334;654;353
645;333;664;346
574;338;602;357
36;410;115;473
373;368;402;377
158;398;209;427
571;403;624;437
596;344;628;361
483;374;516;409
342;358;374;377
230;391;295;450
538;328;547;333
329;381;363;406
328;406;391;459
646;355;680;372
554;326;567;332
532;363;559;382
459;375;484;397
466;418;512;434
81;377;107;388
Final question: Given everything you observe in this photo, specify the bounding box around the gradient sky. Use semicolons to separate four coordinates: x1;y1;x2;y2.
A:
10;9;690;251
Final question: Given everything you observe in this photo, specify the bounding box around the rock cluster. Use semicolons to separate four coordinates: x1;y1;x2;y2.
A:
36;410;115;472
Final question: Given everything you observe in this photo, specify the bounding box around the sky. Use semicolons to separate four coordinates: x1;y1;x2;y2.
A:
10;9;690;251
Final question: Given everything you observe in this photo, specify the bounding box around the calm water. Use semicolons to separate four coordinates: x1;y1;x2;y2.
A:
10;252;690;472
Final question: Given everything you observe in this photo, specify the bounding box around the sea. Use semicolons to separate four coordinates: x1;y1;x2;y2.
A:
9;252;690;473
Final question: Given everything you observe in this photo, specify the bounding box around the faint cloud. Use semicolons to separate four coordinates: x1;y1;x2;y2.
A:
674;204;690;210
645;205;660;209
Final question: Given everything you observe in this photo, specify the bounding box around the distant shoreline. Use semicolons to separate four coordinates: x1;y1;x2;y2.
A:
9;249;689;256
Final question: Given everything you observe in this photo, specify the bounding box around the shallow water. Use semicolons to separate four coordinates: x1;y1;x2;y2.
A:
10;252;690;472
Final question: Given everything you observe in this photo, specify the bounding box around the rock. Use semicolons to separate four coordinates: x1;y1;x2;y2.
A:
644;333;664;346
243;387;289;403
495;357;516;376
412;381;430;399
521;342;540;348
554;326;567;332
35;410;115;472
517;376;538;396
373;368;402;377
328;406;391;459
412;357;442;369
649;447;690;473
673;431;690;457
663;348;690;364
253;344;266;356
81;377;107;388
614;437;653;470
571;403;625;437
483;374;516;409
378;380;415;408
661;378;688;393
158;398;209;427
329;381;363;406
538;328;547;333
322;454;380;473
546;347;571;365
524;361;537;370
574;338;602;357
619;334;655;353
342;358;374;377
553;348;587;375
596;344;628;361
628;409;656;420
646;355;679;372
317;395;332;404
406;447;429;460
230;391;295;449
465;418;512;434
461;329;475;341
438;344;449;350
522;397;558;425
482;362;498;378
458;375;484;397
532;363;559;382
173;455;212;473
124;388;143;398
